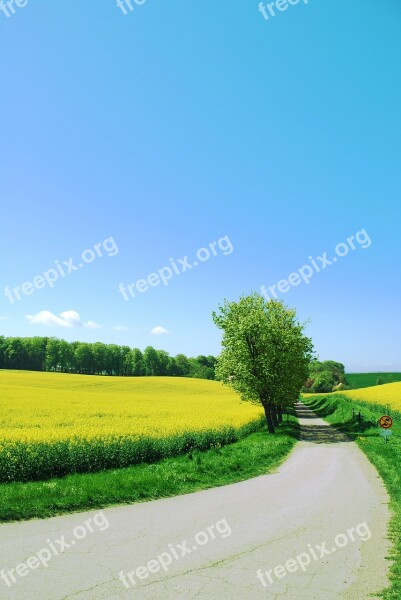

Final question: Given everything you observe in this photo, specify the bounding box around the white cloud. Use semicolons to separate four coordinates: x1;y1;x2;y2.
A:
150;326;170;335
85;320;101;330
26;310;101;330
113;325;128;331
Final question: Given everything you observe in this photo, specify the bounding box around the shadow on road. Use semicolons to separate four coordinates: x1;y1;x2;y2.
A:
295;403;352;444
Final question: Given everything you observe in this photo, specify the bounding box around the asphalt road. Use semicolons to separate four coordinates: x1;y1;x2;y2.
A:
0;403;391;599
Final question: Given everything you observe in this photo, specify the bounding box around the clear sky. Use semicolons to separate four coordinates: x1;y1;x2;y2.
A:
1;0;400;371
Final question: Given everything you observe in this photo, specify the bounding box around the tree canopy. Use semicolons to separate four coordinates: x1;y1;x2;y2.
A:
212;294;313;433
303;359;349;393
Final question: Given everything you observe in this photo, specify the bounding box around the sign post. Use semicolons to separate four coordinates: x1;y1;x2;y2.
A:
380;429;392;444
379;415;393;444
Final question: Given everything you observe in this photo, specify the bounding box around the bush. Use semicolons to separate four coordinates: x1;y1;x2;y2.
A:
304;360;349;392
309;373;334;393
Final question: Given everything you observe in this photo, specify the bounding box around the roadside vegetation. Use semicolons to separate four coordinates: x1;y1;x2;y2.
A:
303;388;401;599
0;416;298;523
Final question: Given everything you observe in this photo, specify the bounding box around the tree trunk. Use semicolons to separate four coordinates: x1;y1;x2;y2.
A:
271;408;279;428
262;403;275;434
277;408;283;422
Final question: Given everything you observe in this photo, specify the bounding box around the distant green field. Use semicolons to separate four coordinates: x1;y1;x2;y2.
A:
345;372;401;389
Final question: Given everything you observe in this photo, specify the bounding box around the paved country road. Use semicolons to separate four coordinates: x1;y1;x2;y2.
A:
0;403;391;600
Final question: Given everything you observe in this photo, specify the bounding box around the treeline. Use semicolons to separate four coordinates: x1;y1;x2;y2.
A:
302;359;349;393
0;336;217;379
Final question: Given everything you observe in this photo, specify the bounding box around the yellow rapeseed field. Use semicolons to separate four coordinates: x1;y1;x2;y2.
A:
340;382;401;410
0;370;264;482
303;382;401;411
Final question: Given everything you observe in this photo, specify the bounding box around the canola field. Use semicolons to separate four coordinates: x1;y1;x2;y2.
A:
304;382;401;412
0;370;264;483
340;381;401;410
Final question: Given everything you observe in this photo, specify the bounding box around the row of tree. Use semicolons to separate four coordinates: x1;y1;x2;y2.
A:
0;336;217;379
303;359;349;393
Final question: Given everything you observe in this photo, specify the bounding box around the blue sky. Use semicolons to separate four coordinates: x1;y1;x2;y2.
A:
1;0;400;371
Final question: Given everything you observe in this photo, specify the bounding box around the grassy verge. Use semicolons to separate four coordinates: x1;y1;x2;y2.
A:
303;393;401;599
0;416;299;523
